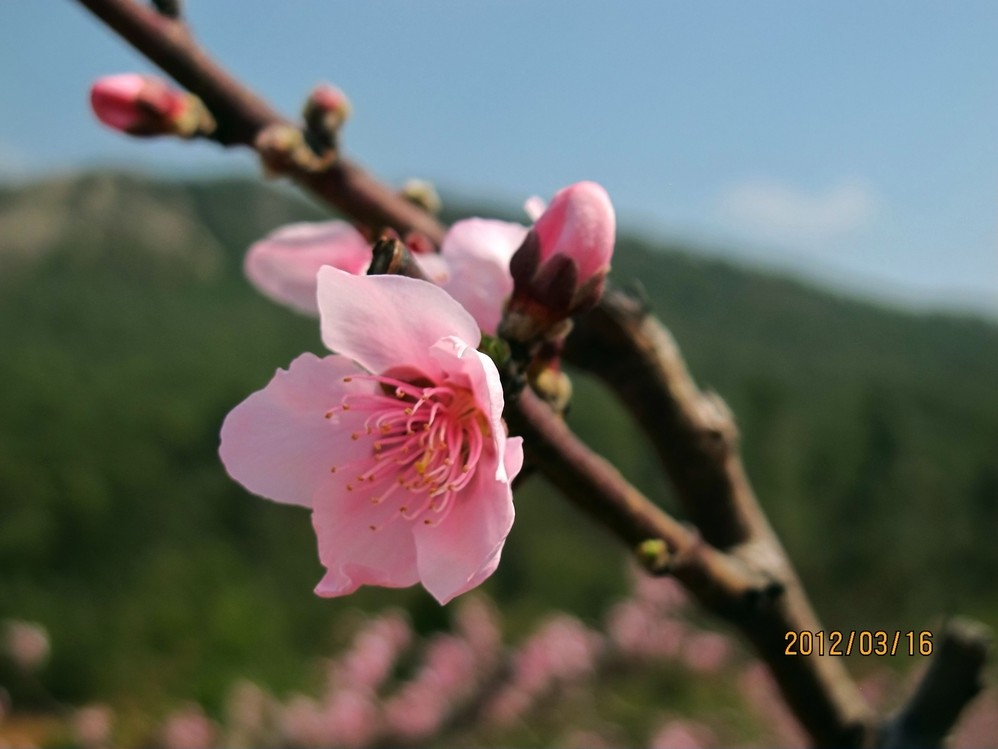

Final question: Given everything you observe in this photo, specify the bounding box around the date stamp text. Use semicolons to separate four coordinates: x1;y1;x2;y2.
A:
784;630;933;656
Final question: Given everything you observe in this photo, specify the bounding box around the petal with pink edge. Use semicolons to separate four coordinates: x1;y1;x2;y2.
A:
440;218;527;334
317;268;481;377
503;436;525;481
412;461;516;604
245;221;370;315
219;353;370;508
312;485;420;597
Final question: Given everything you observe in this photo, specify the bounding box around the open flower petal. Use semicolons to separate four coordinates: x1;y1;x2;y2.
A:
219;353;370;508
412;441;519;604
312;485;421;596
245;221;370;315
317;267;481;378
439;219;527;334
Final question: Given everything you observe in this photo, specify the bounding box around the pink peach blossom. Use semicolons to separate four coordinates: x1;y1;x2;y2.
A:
435;218;526;334
245;221;372;315
220;269;523;604
243;217;525;334
89;74;190;135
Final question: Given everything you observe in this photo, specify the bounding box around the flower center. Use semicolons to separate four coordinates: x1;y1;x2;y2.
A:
325;374;489;530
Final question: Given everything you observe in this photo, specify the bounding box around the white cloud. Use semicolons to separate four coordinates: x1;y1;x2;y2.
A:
717;178;879;244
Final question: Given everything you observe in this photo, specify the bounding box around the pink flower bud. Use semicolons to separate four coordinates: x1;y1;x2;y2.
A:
303;83;351;159
504;181;615;342
90;74;213;137
305;83;350;123
533;181;615;282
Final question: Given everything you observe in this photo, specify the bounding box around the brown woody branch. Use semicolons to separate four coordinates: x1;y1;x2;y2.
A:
563;287;994;746
71;2;989;746
879;619;992;749
76;0;445;246
506;389;777;614
564;289;875;746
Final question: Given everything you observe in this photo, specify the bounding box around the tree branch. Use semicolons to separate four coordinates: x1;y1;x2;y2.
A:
70;3;990;746
880;619;992;749
76;0;445;245
563;287;876;746
506;390;776;615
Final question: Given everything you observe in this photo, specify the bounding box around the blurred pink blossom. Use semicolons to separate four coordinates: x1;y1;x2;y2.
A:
681;631;733;674
321;690;378;748
2;620;49;671
951;689;998;748
454;594;503;669
738;662;807;747
331;610;413;693
220;269;523;603
245;222;371;315
649;718;714;749
631;568;687;613
223;680;273;747
280;695;332;748
605;601;686;660
243;216;525;334
160;703;217;749
383;633;477;741
72;705;114;749
485;614;603;727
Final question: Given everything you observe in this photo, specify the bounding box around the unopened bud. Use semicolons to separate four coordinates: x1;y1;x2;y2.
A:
151;0;182;18
255;124;334;175
303;83;351;158
502;181;615;343
531;363;572;414
90;74;215;138
400;179;442;215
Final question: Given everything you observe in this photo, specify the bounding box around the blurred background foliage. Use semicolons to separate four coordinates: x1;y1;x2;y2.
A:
0;172;995;718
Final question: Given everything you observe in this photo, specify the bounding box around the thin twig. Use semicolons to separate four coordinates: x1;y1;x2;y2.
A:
76;0;445;244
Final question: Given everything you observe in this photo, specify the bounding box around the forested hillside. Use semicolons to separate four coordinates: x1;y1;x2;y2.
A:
1;172;995;706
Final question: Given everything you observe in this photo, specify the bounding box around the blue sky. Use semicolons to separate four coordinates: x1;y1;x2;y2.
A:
2;2;996;317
